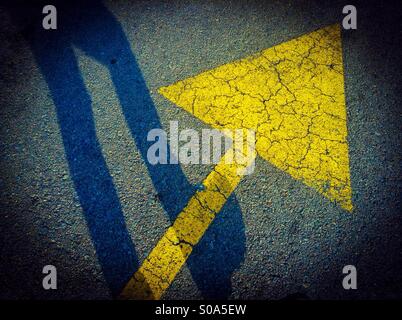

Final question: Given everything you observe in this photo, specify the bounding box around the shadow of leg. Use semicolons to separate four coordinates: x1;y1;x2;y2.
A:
8;2;139;295
12;0;246;299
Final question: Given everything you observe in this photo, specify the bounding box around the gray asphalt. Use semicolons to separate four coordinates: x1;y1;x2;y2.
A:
0;0;401;299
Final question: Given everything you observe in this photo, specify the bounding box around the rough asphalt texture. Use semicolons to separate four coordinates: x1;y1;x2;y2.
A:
0;0;401;299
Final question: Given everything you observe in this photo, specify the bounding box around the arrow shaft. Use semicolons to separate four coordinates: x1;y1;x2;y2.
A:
119;148;255;299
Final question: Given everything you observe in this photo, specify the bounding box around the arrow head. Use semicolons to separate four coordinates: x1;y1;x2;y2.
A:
159;24;353;211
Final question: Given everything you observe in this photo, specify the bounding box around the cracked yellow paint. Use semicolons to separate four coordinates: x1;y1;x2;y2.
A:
120;24;353;300
160;24;352;211
120;146;254;300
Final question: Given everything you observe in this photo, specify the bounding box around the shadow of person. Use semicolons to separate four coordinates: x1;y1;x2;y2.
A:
9;0;246;298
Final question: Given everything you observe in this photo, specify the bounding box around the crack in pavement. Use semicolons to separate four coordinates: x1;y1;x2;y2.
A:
120;24;353;300
160;24;353;211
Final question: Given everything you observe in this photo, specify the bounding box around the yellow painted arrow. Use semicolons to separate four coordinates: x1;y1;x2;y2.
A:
120;24;352;300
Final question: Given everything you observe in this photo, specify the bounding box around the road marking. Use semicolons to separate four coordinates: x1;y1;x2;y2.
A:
120;24;352;299
160;24;352;211
120;146;255;299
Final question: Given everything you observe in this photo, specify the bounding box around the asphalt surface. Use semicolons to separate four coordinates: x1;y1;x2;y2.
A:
0;0;401;299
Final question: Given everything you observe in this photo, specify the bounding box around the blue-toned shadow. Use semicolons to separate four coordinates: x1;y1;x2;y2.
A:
11;0;245;298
